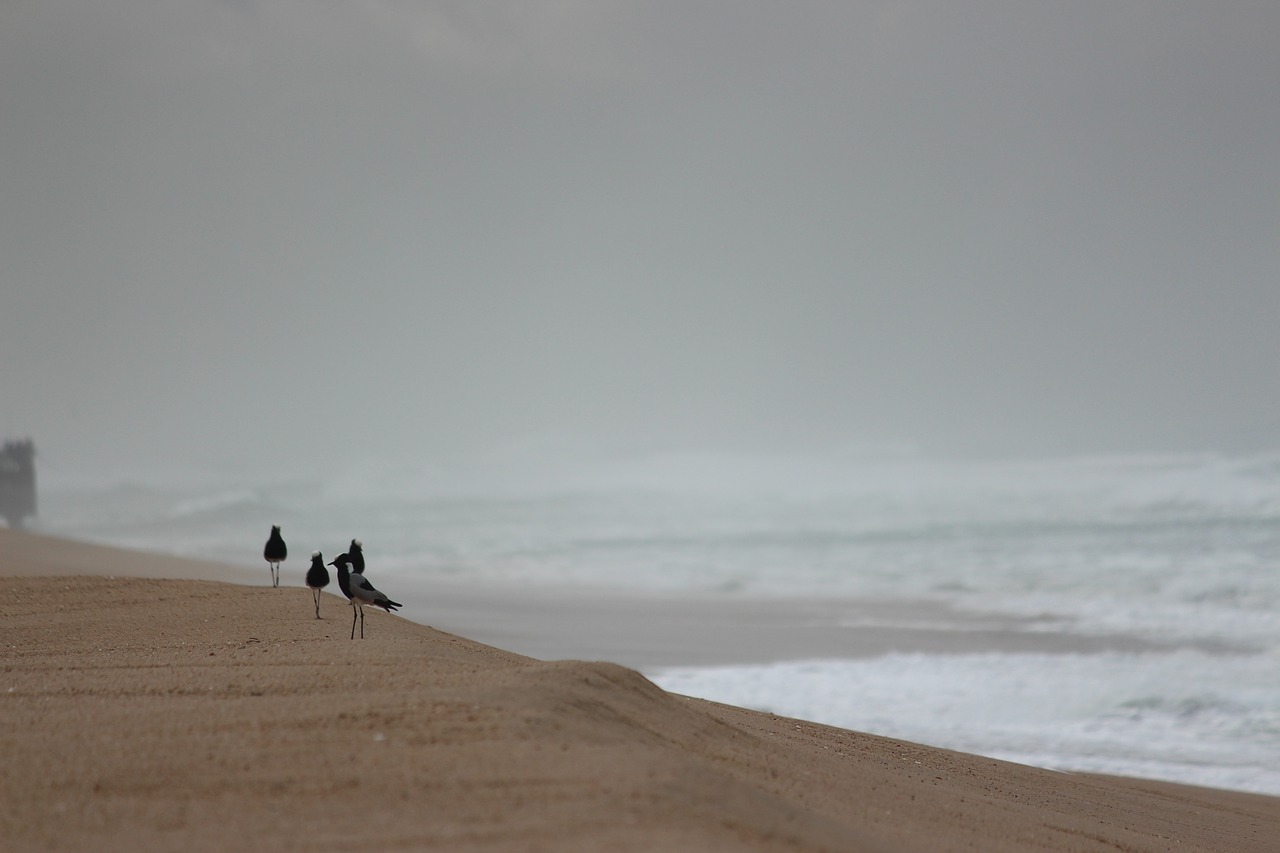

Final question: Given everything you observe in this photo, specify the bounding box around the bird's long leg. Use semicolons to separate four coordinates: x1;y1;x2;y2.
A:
313;588;321;619
359;607;365;639
350;604;357;640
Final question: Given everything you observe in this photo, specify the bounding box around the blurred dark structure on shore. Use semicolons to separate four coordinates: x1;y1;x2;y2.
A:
0;439;36;528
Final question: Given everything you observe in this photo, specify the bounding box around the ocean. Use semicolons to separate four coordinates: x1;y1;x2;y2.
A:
34;450;1280;795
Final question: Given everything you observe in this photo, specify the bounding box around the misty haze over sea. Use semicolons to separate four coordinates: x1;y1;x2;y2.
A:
2;3;1277;481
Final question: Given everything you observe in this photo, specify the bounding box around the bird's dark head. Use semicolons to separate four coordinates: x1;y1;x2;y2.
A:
328;553;350;568
271;524;281;533
311;550;322;563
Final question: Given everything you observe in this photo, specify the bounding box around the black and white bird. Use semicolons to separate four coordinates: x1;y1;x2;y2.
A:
305;551;330;619
329;553;401;639
348;539;365;576
263;524;287;588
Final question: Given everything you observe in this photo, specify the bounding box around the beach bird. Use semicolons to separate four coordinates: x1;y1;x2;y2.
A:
329;553;401;639
305;551;330;619
263;524;287;588
349;539;365;576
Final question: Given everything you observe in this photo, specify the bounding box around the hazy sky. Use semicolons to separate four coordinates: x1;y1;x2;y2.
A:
2;1;1278;486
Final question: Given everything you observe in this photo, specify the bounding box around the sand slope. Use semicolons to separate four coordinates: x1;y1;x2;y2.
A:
2;532;1278;851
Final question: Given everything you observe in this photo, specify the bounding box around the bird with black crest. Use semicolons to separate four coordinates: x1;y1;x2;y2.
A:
263;525;286;588
329;552;401;639
348;539;365;576
305;551;330;619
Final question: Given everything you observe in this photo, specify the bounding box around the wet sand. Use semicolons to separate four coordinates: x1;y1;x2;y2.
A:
420;580;1184;668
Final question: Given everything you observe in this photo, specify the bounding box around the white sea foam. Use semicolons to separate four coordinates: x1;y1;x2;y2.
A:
651;649;1280;795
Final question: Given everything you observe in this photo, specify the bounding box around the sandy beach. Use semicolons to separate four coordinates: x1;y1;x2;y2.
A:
2;528;1278;851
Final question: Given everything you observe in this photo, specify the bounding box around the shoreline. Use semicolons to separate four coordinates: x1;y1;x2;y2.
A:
421;578;1195;668
3;527;1278;851
11;527;1212;668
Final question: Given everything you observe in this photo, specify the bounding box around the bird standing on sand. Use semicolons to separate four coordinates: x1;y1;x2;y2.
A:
329;552;401;639
305;551;330;619
349;539;365;576
263;525;287;588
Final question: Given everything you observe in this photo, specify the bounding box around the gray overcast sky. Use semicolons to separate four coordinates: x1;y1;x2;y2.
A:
2;1;1278;486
